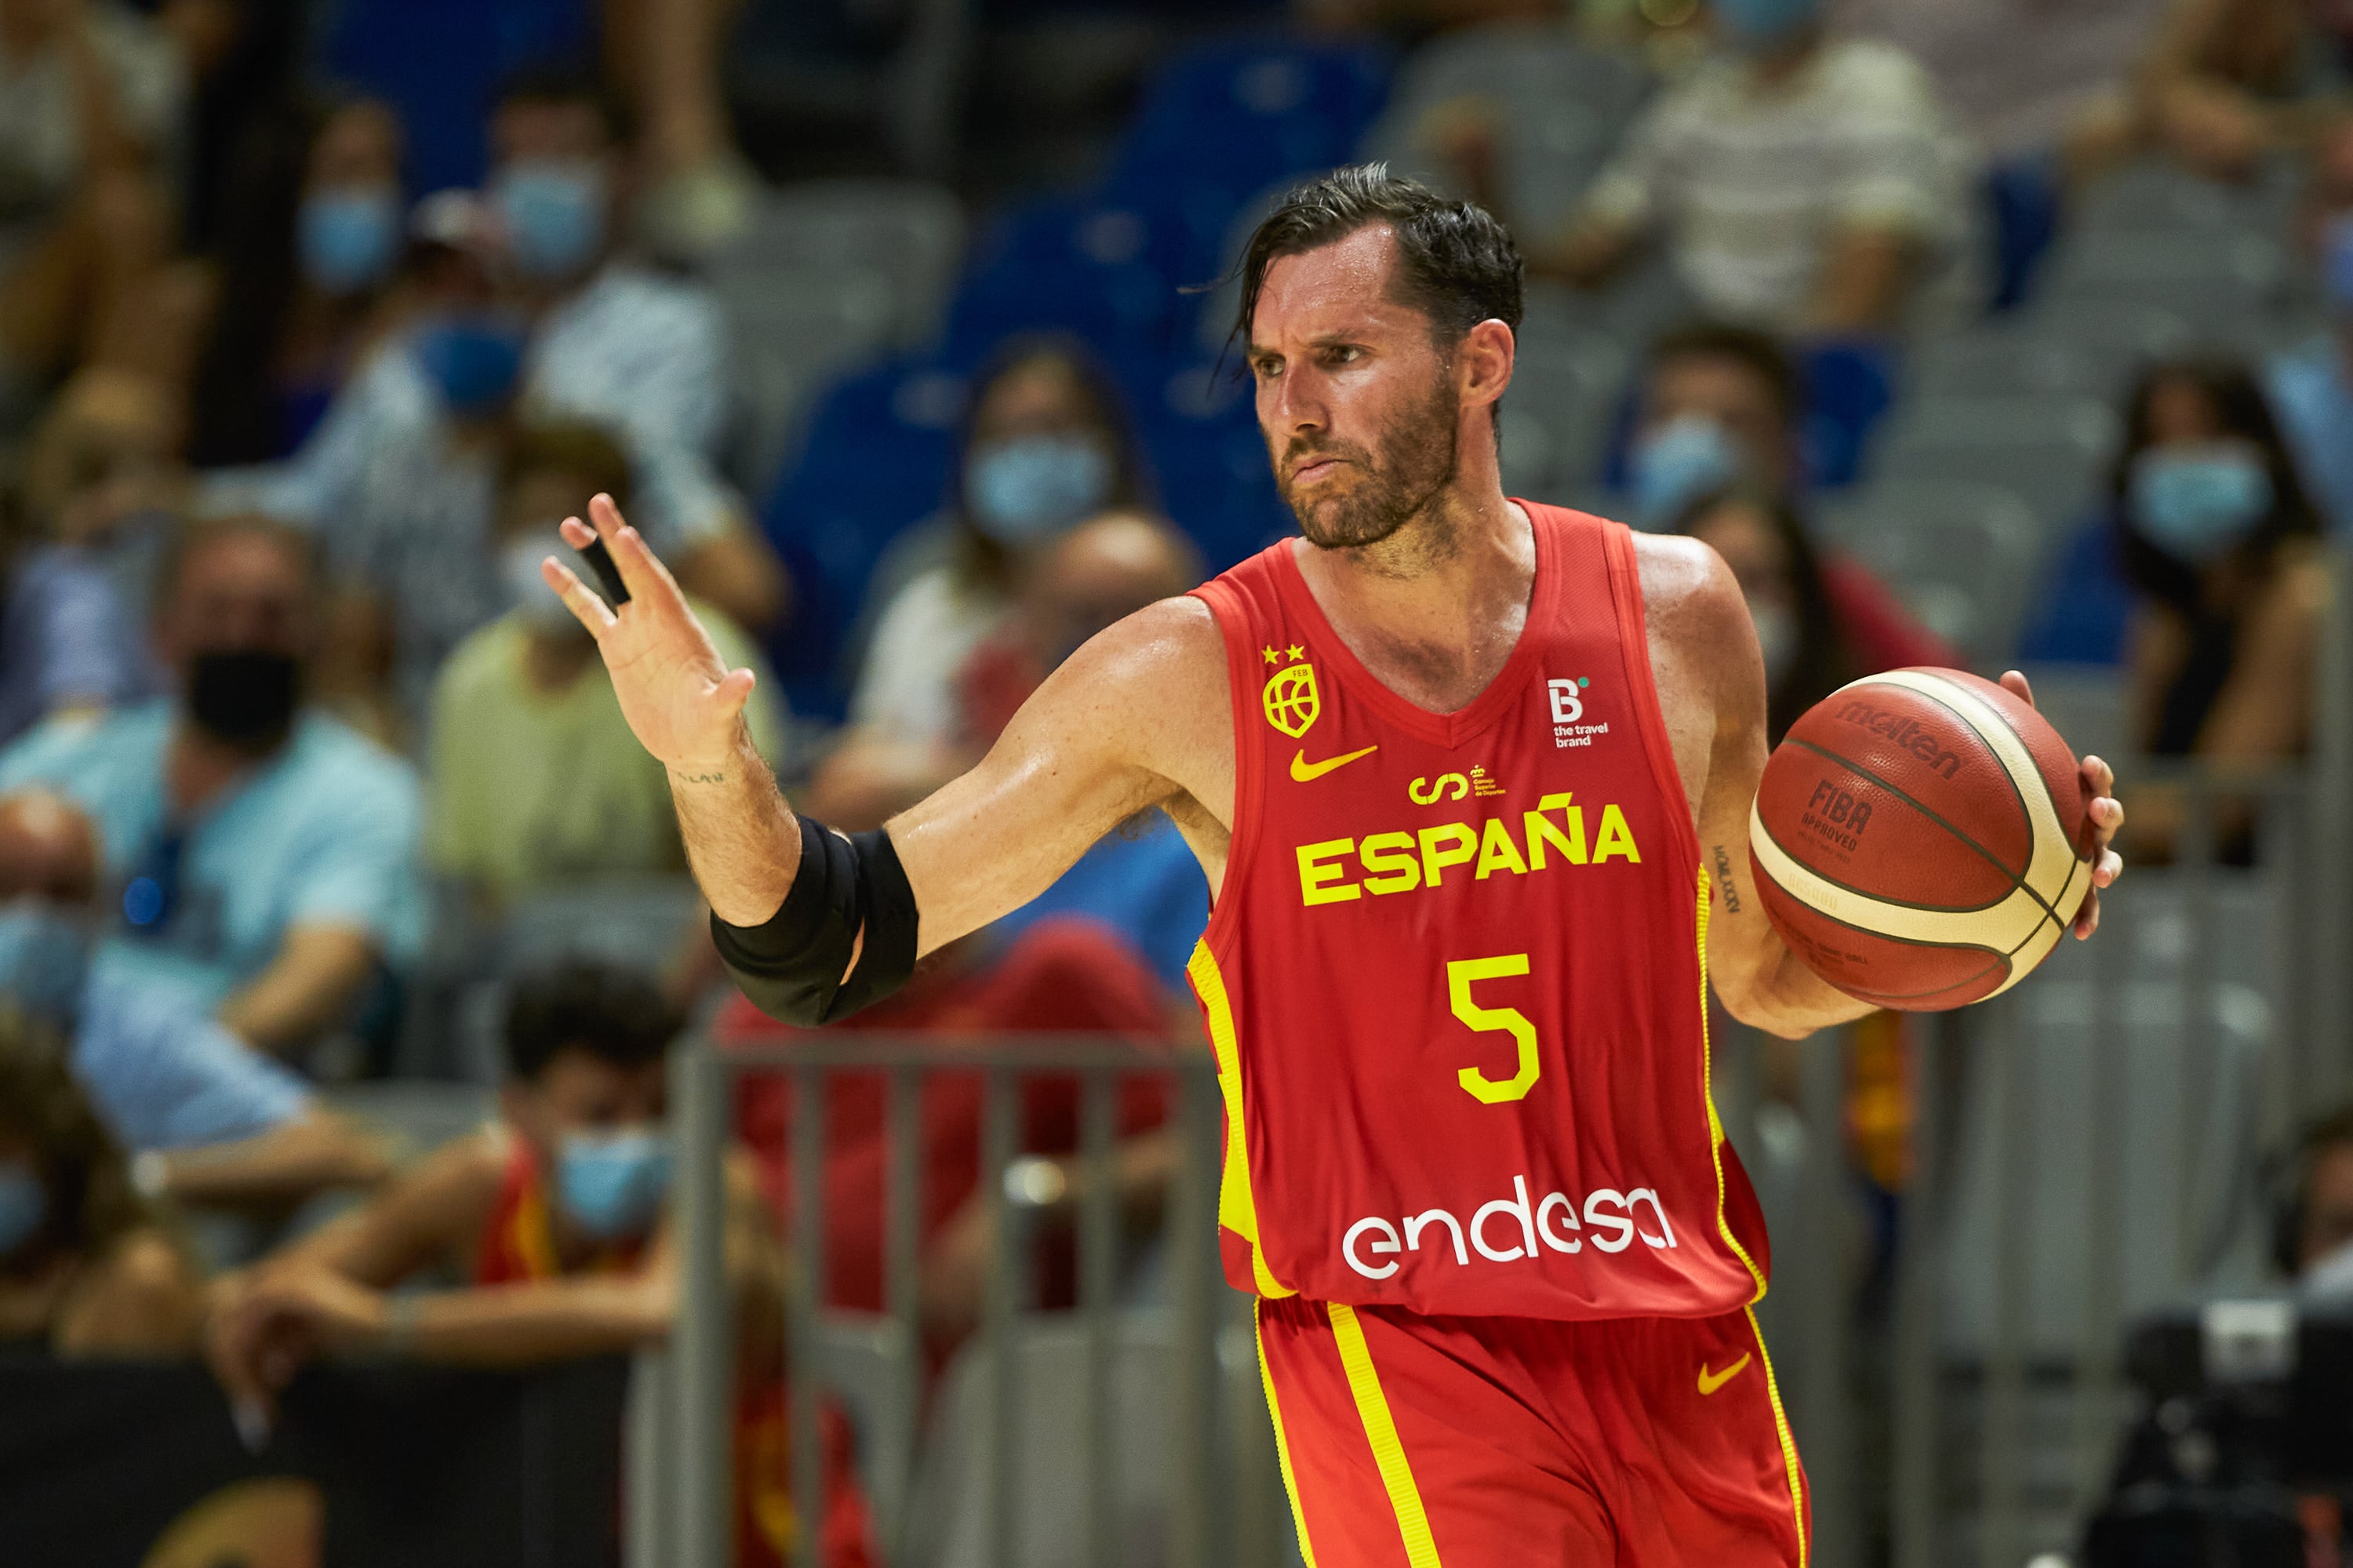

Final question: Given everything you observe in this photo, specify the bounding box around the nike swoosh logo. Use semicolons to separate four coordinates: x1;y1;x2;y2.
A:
1697;1353;1752;1396
1289;744;1379;783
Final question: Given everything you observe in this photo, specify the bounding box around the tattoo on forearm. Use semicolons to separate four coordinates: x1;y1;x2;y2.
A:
671;769;726;785
1711;843;1742;912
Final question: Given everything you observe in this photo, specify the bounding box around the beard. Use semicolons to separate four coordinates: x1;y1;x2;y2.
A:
1277;374;1463;551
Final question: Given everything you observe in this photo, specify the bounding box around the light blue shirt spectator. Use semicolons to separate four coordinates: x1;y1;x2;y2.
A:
2265;336;2353;537
991;815;1209;992
0;700;424;1014
205;263;736;552
72;981;308;1151
0;545;156;745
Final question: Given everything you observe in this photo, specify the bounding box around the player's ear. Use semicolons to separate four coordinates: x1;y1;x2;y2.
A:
1458;318;1514;413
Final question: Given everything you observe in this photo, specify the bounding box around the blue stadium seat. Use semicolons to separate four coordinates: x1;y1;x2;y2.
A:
1122;358;1292;573
1105;35;1395;279
315;0;595;194
943;198;1195;364
760;358;967;716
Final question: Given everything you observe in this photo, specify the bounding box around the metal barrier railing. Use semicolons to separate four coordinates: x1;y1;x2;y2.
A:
652;1035;1253;1568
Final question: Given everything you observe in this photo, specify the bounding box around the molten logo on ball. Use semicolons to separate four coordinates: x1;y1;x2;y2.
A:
1833;700;1964;780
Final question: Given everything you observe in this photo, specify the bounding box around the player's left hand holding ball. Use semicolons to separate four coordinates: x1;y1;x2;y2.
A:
1748;666;2124;1012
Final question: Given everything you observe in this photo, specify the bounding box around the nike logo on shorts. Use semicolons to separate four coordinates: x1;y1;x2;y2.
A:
1697;1353;1751;1395
1290;744;1379;782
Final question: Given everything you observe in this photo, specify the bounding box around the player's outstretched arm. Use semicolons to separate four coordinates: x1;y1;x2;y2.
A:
1672;547;1876;1040
886;595;1231;955
544;493;797;925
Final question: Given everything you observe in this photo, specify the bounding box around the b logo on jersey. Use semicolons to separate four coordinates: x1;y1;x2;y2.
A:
1262;649;1321;738
1546;676;1609;750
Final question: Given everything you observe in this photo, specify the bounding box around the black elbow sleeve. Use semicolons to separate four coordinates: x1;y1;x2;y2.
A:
709;816;920;1026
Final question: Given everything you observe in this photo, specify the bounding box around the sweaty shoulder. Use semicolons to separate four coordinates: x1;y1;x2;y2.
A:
1047;593;1233;798
1629;530;1755;689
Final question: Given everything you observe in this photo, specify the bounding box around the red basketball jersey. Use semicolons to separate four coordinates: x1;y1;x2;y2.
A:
1185;502;1771;1319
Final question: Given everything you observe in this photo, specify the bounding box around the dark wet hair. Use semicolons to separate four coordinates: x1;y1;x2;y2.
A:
1231;162;1522;442
2111;356;2318;609
504;959;682;1082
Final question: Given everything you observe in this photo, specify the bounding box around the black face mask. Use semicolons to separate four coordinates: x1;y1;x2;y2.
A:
185;649;301;750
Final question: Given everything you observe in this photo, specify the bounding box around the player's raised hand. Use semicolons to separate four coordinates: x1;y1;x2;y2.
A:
1999;669;2125;938
542;493;758;773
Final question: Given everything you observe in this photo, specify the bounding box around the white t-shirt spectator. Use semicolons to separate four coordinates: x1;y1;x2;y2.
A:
1580;38;1976;331
205;262;739;550
1836;0;2168;158
849;567;1012;747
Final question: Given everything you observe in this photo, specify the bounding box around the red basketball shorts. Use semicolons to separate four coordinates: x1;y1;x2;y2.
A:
1254;1297;1809;1567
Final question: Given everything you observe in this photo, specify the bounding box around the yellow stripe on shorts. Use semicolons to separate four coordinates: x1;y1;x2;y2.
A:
1255;1301;1320;1568
1326;1302;1442;1568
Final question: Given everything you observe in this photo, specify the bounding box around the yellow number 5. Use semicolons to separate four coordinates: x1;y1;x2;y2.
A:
1448;954;1540;1104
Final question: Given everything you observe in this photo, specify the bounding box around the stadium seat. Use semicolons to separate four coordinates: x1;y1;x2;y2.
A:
717;180;966;347
1496;315;1631;498
809;1313;919;1555
1105;35;1395;280
1813;478;2046;665
1939;870;2282;1366
2071;156;2303;245
944;197;1195;363
905;1314;1213;1568
1126;358;1293;573
1358;20;1651;235
1868;395;2119;535
2032;229;2292;330
759;356;966;716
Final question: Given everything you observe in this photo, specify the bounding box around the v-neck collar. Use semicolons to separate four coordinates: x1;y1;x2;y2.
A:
1267;500;1561;751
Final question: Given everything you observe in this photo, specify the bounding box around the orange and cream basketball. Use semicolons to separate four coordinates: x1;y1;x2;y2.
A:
1748;668;2094;1011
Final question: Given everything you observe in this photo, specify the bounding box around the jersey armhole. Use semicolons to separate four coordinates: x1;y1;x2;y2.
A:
1601;525;1704;872
1186;580;1264;958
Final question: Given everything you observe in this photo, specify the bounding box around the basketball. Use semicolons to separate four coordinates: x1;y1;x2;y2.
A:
1747;668;2095;1012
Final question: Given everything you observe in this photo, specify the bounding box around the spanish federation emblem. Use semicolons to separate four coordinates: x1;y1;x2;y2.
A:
1262;654;1320;738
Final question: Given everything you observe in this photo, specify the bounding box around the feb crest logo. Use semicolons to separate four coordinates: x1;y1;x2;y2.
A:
1262;646;1319;737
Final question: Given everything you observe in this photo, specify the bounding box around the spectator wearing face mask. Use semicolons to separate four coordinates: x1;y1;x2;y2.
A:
0;788;387;1211
427;420;787;911
207;67;785;639
1510;0;1977;335
846;339;1155;758
0;1006;203;1357
1620;322;1956;671
2266;116;2353;537
0;514;423;1057
206;959;876;1568
183;96;409;468
2111;361;2328;861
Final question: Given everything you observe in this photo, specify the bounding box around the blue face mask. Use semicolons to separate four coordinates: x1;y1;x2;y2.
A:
494;160;609;281
412;314;529;417
966;435;1116;545
298;186;401;296
1629;415;1744;529
0;1161;47;1259
2129;445;2274;562
2324;215;2353;312
0;903;92;1031
556;1128;672;1242
1713;0;1823;49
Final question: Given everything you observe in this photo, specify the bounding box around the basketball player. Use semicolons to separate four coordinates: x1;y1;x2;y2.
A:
544;166;2125;1565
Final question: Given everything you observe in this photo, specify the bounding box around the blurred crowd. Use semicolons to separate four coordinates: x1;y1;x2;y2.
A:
1;0;2352;1558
